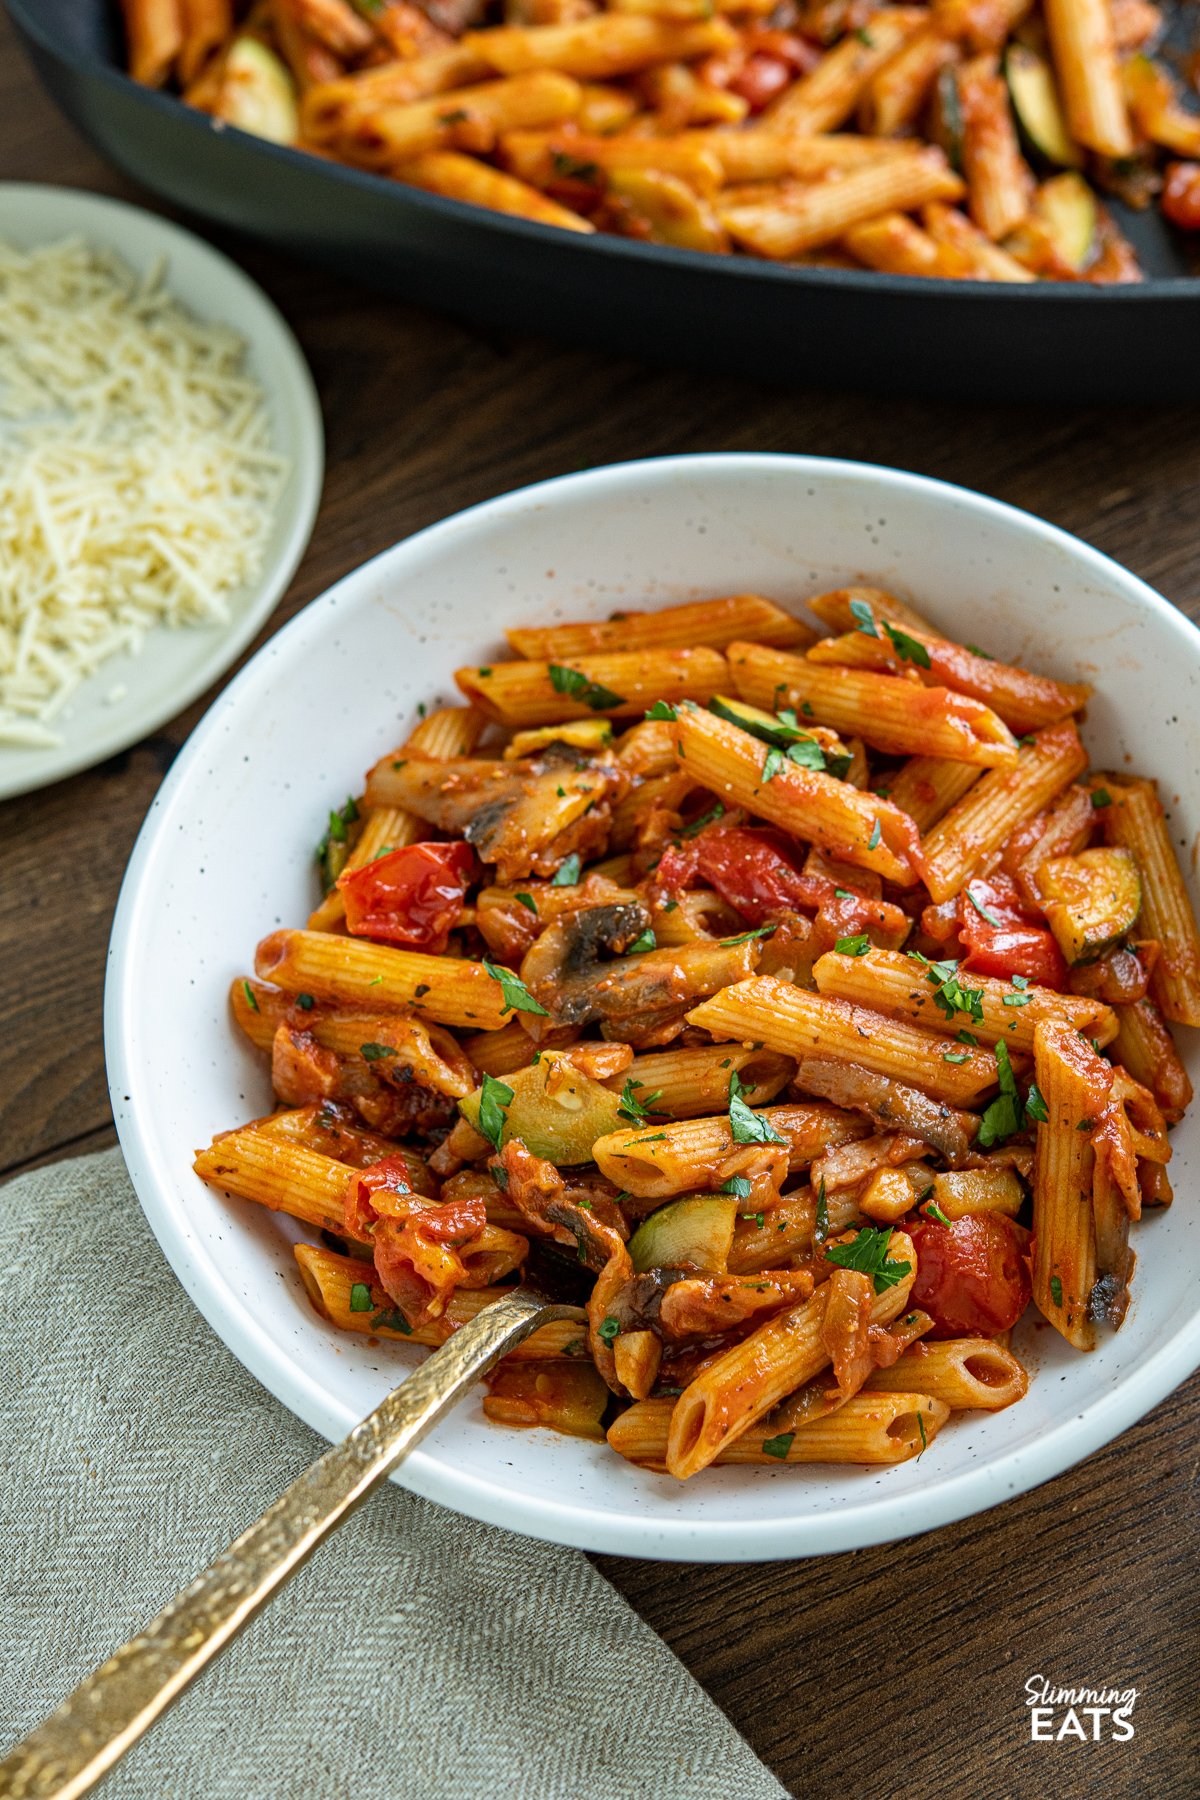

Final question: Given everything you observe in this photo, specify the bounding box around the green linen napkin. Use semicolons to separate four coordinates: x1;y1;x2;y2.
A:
0;1147;785;1799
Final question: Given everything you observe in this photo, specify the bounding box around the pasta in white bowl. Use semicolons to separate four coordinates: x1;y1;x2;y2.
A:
106;453;1200;1560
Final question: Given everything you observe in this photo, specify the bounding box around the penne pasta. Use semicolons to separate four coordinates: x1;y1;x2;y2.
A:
1044;0;1133;156
464;15;737;79
687;977;1002;1106
505;593;811;660
721;150;965;259
456;648;728;724
255;928;514;1029
812;945;1118;1048
604;1043;794;1117
194;1128;365;1244
866;1336;1029;1408
609;1389;948;1467
881;755;981;833
673;701;925;886
592;1102;868;1197
399;151;597;230
1031;1017;1110;1349
764;8;928;133
1101;778;1200;1026
726;641;1017;766
920;720;1088;902
957;53;1034;239
859;28;960;137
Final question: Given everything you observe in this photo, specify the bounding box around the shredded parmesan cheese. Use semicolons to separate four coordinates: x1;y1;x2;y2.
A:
0;236;288;748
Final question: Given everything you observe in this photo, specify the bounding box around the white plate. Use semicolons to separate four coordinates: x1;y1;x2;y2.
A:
106;454;1200;1561
0;184;323;800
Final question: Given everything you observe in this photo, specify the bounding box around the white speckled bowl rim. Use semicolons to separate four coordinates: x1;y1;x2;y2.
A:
106;453;1200;1561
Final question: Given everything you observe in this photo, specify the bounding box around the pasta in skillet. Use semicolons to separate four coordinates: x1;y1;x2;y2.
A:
123;0;1200;281
195;584;1193;1478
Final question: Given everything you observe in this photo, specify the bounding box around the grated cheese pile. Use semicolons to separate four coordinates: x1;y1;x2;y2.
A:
0;235;288;748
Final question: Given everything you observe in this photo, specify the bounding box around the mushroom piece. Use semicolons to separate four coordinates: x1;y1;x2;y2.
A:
792;1056;977;1167
364;746;623;882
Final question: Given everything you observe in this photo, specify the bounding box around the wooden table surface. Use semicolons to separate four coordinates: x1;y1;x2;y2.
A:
3;16;1197;1794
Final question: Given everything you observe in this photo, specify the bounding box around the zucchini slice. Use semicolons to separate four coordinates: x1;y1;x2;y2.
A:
931;66;965;175
459;1054;623;1165
629;1195;738;1274
1004;45;1083;168
1032;173;1098;272
1038;847;1141;964
215;38;299;146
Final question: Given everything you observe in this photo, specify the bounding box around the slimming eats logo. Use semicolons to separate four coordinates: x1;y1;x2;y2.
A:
1025;1675;1137;1741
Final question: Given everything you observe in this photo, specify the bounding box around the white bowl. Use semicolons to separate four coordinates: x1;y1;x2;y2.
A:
106;453;1200;1561
0;183;323;799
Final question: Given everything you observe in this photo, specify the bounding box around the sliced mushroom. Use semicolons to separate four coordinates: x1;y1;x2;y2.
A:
792;1056;976;1166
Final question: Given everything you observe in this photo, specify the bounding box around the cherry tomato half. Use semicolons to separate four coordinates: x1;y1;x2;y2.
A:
908;1210;1032;1338
337;840;473;951
958;873;1066;988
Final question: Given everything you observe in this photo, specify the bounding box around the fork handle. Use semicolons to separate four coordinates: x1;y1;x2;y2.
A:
0;1288;569;1800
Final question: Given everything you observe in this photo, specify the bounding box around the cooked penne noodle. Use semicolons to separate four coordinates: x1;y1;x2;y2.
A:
727;1184;863;1272
1044;0;1133;156
456;647;728;724
123;0;185;86
1101;778;1200;1026
806;586;942;638
805;616;1091;731
252;1104;437;1189
592;1102;868;1196
932;0;1033;51
284;0;375;58
178;0;232;84
812;945;1118;1048
881;755;981;832
1110;999;1193;1124
302;47;493;136
348;72;584;169
609;1388;947;1467
399;151;597;230
464;15;736;79
859;28;960;137
764;8;928;133
957;53;1034;239
295;1246;585;1356
663;1232;916;1476
194;1128;364;1243
721;150;965;259
726;640;1016;766
920;200;1037;279
866;1337;1029;1408
694;132;926;183
843;211;967;277
255;928;513;1029
673;701;924;886
920;720;1088;902
604;1043;794;1117
1031;1017;1110;1349
501;129;725;194
505;593;811;660
687;977;1001;1106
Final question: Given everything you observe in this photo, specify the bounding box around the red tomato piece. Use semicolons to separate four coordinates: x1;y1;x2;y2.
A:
958;873;1066;987
656;825;823;924
908;1211;1032;1338
337;840;473;950
728;53;793;111
1163;162;1200;231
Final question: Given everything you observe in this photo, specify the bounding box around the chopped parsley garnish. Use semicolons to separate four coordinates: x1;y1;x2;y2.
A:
943;1050;969;1063
477;667;492;678
923;1199;952;1225
956;1028;978;1046
720;924;777;946
815;1177;828;1244
762;1432;794;1460
801;701;815;716
917;1410;927;1453
1077;1117;1096;1132
360;1042;396;1061
741;1212;766;1229
296;993;314;1010
617;1078;664;1124
477;1073;514;1151
849;596;879;636
1003;992;1031;1007
966;643;994;660
762;745;786;784
967;888;1003;927
644;700;678;721
680;801;725;838
1025;1083;1049;1123
707;695;840;777
825;1225;912;1293
242;980;259;1013
626;927;657;954
548;663;624;711
551;853;582;886
551;150;600;182
883;622;931;669
483;959;549;1017
834;932;871;956
1049;1275;1063;1307
721;1175;753;1198
349;1282;373;1312
909;951;984;1024
728;1069;786;1145
868;819;882;851
515;892;538;913
976;1039;1039;1148
597;1316;621;1344
1091;788;1112;809
438;108;470;124
372;1306;412;1335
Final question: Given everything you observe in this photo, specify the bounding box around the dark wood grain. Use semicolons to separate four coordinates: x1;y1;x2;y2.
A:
2;17;1197;1794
